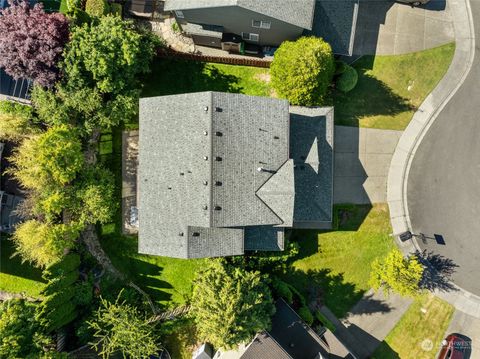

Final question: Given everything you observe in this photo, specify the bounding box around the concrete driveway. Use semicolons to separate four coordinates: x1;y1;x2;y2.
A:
353;0;454;55
334;126;402;204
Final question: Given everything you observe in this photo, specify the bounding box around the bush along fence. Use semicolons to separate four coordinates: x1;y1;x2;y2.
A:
156;47;272;68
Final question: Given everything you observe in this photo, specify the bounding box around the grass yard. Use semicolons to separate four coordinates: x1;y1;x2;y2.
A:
0;239;46;298
283;204;395;317
142;58;271;98
100;228;206;307
334;43;455;130
372;294;455;359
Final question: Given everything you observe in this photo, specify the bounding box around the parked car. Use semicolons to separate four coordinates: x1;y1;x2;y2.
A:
437;334;469;359
396;0;430;6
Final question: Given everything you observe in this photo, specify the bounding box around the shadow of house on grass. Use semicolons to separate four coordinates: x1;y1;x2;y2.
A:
333;69;414;128
141;59;242;97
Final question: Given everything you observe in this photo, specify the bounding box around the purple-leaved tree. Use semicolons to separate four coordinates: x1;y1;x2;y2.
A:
0;0;69;87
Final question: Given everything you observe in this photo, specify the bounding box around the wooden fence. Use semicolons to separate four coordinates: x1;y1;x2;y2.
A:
157;48;272;68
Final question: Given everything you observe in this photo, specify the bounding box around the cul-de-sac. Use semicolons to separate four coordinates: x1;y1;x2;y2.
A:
0;0;479;358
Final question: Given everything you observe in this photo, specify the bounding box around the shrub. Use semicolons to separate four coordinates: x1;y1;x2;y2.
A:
85;0;109;17
44;253;81;279
110;3;122;16
297;306;314;325
334;60;347;75
73;281;94;306
271;36;335;106
0;100;33;118
336;64;358;93
272;278;293;304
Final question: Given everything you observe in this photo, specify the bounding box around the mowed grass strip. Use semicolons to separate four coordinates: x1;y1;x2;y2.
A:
142;59;271;98
284;204;395;317
372;294;455;359
334;43;455;130
0;239;46;298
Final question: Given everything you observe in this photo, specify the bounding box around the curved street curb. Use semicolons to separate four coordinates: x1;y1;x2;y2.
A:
386;0;480;316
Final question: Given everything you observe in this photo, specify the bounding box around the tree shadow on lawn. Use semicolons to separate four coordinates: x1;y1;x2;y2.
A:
283;268;365;318
141;59;242;97
288;204;372;260
100;232;174;304
333;59;415;127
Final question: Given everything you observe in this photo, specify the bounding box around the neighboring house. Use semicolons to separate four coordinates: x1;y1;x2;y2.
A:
138;92;334;258
163;0;316;51
213;299;354;359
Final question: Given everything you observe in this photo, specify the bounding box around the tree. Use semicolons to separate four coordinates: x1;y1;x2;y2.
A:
191;260;275;349
12;220;80;267
36;254;85;333
0;0;69;87
0;299;55;358
9;124;84;190
369;248;424;297
62;16;158;96
270;36;335;106
0;100;38;141
88;293;159;359
73;165;117;225
31;84;138;132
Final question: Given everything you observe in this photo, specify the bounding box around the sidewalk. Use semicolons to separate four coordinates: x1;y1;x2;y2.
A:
321;289;413;358
386;0;479;316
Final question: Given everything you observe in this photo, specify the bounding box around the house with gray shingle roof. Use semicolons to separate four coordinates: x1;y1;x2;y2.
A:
163;0;316;51
138;92;333;258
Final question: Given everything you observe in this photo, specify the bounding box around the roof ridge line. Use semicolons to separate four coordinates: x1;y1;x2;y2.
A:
208;92;214;228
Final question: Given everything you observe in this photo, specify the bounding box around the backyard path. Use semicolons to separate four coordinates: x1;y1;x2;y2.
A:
353;0;454;55
334;126;402;204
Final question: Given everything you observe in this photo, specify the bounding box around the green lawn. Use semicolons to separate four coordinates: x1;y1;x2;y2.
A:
100;227;206;307
0;239;46;298
142;58;271;98
372;294;454;359
283;204;395;317
334;43;455;130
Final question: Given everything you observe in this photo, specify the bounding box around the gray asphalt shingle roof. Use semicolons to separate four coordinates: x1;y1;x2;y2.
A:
138;92;334;258
164;0;316;29
138;92;293;258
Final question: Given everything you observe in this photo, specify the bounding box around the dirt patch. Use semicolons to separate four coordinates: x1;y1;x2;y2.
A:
254;72;271;83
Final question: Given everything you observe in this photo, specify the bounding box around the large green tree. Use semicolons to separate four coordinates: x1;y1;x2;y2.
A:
62;15;157;96
12;220;80;268
270;36;335;106
88;293;159;359
369;248;424;297
9;124;84;190
0;299;55;358
191;260;275;349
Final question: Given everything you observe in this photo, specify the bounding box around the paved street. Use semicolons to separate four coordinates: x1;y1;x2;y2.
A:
334;126;402;204
353;0;454;55
407;0;480;296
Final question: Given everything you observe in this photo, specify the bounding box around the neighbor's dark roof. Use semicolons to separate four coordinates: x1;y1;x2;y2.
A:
241;299;331;359
306;0;359;55
164;0;316;29
138;92;293;258
269;299;331;359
